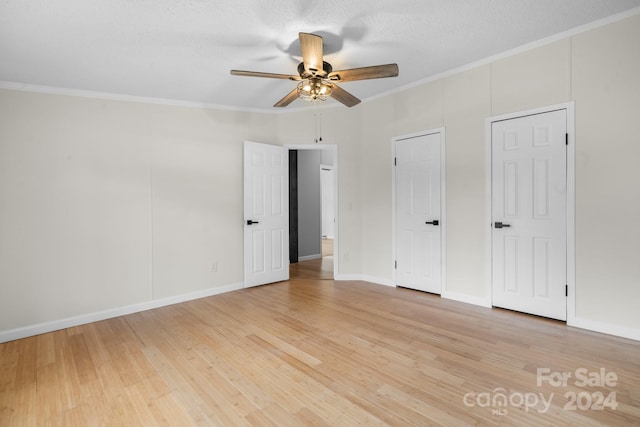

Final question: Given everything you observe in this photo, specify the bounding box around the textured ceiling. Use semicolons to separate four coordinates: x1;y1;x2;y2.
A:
1;0;639;111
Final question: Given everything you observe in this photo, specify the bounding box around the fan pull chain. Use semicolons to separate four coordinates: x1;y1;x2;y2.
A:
314;112;323;143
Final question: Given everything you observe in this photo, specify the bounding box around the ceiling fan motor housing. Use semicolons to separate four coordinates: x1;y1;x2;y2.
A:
297;61;333;78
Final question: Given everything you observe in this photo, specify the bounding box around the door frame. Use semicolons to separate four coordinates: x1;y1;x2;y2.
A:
485;102;575;322
285;144;339;279
391;128;447;292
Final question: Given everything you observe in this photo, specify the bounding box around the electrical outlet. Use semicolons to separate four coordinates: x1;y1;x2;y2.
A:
210;262;218;273
343;252;350;262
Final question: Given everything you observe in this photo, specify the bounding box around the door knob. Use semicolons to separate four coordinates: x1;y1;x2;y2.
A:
246;220;260;225
494;221;511;228
425;220;439;226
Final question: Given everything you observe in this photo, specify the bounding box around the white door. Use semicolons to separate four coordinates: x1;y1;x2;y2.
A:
395;133;442;293
243;141;289;287
491;110;567;320
320;166;335;238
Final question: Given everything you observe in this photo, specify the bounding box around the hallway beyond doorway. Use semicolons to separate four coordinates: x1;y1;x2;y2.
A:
291;238;334;280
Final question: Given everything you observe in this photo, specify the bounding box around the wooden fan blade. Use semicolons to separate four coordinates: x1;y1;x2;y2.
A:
330;84;361;107
299;32;323;76
274;87;299;108
328;63;399;82
230;70;301;80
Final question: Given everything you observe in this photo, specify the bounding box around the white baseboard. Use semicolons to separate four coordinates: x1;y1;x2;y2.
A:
568;316;640;342
334;274;395;287
361;275;395;287
298;254;322;261
334;274;363;281
8;279;636;344
0;282;244;343
442;291;492;308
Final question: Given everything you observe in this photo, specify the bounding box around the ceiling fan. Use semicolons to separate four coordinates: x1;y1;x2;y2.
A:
230;32;399;108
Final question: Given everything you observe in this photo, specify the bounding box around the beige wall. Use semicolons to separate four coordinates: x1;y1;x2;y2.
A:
0;94;152;329
443;66;491;298
1;12;639;339
356;13;640;335
0;93;262;331
571;15;640;327
490;39;571;115
146;106;249;299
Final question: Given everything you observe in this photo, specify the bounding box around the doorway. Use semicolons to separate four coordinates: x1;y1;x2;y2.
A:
487;103;575;321
287;144;338;280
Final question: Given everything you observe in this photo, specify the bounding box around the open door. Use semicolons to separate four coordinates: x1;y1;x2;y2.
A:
244;141;289;287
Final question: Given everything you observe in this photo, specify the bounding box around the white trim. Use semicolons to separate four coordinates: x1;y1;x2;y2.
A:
334;274;363;282
362;275;396;287
333;274;395;288
391;137;398;282
333;274;396;288
0;81;281;114
566;108;577;324
485;101;576;321
391;128;446;294
286;144;339;280
487;102;574;123
442;291;492;308
298;254;322;262
440;130;447;296
0;282;243;344
569;317;640;342
485;116;494;302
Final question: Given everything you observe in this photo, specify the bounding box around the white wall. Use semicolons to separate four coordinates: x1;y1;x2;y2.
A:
1;12;639;341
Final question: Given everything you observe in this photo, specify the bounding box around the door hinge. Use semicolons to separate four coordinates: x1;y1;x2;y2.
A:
566;284;568;296
394;157;397;166
394;260;397;269
565;133;568;146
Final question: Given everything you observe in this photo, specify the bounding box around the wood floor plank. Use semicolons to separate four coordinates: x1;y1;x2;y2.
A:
2;274;640;426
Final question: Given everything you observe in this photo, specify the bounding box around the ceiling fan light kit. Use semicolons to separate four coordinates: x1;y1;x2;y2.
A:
230;32;399;108
297;77;332;102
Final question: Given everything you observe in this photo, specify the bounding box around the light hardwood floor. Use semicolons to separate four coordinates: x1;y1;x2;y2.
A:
290;257;333;281
290;238;334;281
2;275;640;425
